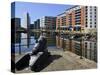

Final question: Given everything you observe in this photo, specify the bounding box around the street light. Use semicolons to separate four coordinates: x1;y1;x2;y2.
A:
80;29;84;59
69;26;73;52
62;30;65;51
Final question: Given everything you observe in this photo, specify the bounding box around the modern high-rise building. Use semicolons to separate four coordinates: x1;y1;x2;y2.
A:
22;12;30;30
40;16;56;31
56;5;97;33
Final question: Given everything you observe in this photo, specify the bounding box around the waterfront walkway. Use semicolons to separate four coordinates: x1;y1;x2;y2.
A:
15;48;97;73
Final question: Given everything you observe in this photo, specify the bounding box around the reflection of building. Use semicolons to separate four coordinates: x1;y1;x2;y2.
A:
56;6;97;33
34;19;40;29
83;41;97;61
56;35;97;61
40;16;56;31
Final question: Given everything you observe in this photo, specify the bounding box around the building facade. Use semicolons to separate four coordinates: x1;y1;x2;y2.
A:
40;16;56;31
56;5;97;33
34;19;40;29
30;24;35;29
22;12;30;30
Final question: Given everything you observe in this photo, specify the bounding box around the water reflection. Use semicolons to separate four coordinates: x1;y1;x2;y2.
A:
15;31;56;54
56;34;97;62
15;33;36;53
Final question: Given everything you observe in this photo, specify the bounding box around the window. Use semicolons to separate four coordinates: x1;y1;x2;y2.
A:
85;8;87;11
94;15;96;18
90;8;92;11
90;22;92;24
85;24;88;27
90;19;92;21
90;12;92;14
86;21;87;24
85;11;87;15
95;11;96;14
85;42;87;47
90;42;92;48
90;15;92;18
95;25;96;28
90;25;92;28
94;8;96;11
85;6;88;9
90;6;92;8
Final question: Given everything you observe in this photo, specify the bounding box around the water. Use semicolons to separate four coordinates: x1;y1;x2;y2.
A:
14;32;56;53
56;35;97;62
15;33;36;53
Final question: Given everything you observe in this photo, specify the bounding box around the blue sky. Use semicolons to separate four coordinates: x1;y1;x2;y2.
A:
11;2;74;24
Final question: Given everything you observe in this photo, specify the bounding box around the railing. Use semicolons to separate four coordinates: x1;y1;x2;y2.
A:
12;37;35;55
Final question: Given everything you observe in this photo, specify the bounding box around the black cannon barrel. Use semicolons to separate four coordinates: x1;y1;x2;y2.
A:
32;35;47;55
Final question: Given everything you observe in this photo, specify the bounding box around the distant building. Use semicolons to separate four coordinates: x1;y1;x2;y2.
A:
22;12;30;30
40;16;56;31
34;19;40;29
11;18;21;30
30;24;35;29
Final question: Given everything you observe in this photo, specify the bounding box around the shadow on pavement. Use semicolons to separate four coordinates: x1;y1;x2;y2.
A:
31;55;62;72
15;54;62;72
15;54;30;71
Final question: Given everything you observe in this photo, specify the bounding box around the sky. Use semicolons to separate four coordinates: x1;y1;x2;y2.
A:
11;2;74;24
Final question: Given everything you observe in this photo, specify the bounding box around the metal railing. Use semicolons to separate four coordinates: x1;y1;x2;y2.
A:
12;37;35;55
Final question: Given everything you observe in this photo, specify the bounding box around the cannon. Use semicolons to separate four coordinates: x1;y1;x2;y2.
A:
15;33;51;71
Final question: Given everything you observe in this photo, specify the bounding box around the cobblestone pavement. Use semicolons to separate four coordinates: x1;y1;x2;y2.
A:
15;48;97;73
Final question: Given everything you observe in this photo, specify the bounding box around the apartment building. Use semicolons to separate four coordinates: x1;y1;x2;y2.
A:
56;12;67;33
40;16;56;31
56;5;97;33
84;6;97;33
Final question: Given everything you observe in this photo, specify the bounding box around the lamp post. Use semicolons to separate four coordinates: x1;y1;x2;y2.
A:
80;28;83;59
62;31;65;51
69;27;73;52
